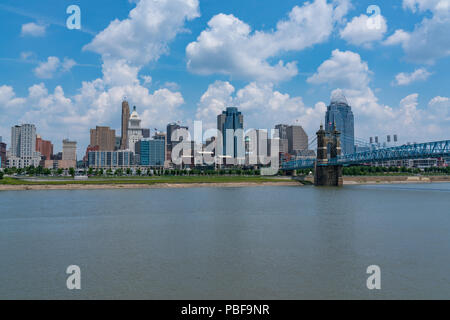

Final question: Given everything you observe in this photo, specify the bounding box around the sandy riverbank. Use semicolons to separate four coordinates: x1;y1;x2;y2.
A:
1;176;449;190
0;181;301;191
343;175;450;185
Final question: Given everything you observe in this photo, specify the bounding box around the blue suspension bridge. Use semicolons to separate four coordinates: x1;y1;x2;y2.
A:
282;139;450;170
281;125;450;186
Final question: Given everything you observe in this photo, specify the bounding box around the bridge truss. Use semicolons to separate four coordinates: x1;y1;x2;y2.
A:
281;140;450;170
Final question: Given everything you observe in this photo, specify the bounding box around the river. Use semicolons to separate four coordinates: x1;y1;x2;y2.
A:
1;183;449;299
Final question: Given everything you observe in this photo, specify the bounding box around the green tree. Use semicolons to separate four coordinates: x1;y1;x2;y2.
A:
0;171;4;180
69;168;75;177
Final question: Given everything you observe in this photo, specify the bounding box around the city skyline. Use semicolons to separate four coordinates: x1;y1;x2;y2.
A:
0;0;449;157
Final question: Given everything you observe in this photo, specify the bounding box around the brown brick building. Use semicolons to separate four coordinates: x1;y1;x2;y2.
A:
90;126;116;151
36;135;53;160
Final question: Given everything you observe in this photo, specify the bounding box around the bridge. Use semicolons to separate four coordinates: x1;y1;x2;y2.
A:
281;125;450;186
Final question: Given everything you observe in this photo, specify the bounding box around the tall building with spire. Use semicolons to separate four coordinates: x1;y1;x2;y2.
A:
120;100;130;150
325;90;354;154
127;106;144;153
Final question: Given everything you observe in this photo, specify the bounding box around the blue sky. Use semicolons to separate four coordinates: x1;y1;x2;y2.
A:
0;0;449;156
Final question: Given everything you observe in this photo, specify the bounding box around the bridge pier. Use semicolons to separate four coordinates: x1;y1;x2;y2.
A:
314;164;343;187
314;124;343;187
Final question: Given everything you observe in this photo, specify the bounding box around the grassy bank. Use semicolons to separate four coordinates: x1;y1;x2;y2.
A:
0;176;292;186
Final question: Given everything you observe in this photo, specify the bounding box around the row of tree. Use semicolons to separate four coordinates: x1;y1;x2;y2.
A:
342;165;450;176
86;168;262;177
2;166;76;177
3;165;449;179
2;166;263;178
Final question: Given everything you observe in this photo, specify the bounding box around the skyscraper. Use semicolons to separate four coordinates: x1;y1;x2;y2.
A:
62;139;77;161
275;124;307;155
90;126;116;151
166;122;188;152
8;124;41;168
120;100;130;150
325;90;354;154
127;106;144;153
217;107;244;159
275;124;288;140
286;125;308;154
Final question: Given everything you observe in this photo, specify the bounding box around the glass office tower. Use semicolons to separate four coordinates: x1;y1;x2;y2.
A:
217;107;244;158
325;91;354;155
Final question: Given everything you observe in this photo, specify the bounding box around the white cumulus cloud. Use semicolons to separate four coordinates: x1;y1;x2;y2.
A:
84;0;199;66
383;0;450;64
34;57;76;79
307;49;449;142
186;0;351;82
340;14;387;47
307;49;371;90
21;22;46;37
196;81;324;135
393;68;432;86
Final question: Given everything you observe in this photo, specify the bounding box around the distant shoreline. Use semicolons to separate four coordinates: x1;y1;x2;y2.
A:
0;175;449;191
0;181;300;191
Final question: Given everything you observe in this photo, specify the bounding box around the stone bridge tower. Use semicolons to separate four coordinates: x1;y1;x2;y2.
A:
314;124;343;186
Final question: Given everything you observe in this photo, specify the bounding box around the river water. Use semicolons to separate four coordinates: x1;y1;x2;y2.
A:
1;183;449;299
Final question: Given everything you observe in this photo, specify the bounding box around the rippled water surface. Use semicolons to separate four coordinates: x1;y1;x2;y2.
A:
1;183;449;299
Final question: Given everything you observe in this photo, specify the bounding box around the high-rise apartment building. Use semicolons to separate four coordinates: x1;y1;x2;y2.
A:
36;135;53;160
217;107;244;159
120;100;130;150
90;126;116;151
8;124;41;168
325;90;354;154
